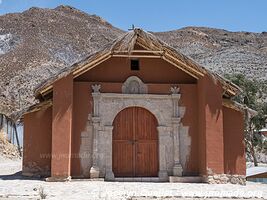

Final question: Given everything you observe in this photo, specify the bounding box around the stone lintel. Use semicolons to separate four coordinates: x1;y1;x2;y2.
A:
100;93;173;99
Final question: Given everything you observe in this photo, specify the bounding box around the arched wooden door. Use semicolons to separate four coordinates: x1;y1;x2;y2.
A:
112;107;159;177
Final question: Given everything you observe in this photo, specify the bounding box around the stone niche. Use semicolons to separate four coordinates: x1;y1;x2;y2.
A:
81;76;186;181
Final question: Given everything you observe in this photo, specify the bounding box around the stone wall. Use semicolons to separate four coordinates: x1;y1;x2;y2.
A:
204;174;246;185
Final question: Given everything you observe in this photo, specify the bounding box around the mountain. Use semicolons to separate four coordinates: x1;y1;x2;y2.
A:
0;5;124;117
0;5;266;118
154;27;267;80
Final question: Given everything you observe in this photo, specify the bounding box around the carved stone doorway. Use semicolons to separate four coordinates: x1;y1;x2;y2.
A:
88;76;184;181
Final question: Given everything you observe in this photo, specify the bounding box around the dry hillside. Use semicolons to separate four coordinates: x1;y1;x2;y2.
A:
154;27;267;80
0;5;266;118
0;5;123;118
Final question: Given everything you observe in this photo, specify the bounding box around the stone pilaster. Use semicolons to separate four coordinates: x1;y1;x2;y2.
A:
157;126;169;181
172;117;183;176
171;89;183;177
89;85;101;179
104;125;115;180
90;116;101;178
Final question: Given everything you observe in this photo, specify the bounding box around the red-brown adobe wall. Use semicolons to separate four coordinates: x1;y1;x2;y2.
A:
223;106;245;175
71;82;91;177
197;76;224;175
51;74;73;177
23;106;52;176
76;57;197;84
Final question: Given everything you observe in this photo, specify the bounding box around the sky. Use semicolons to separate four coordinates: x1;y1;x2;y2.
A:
0;0;266;32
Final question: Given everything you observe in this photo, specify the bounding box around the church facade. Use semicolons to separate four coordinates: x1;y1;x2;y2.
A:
22;29;246;184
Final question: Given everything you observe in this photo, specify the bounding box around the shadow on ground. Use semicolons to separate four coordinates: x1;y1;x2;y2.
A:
0;171;42;181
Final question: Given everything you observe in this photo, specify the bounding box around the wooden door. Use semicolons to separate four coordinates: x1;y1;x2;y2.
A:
112;107;159;177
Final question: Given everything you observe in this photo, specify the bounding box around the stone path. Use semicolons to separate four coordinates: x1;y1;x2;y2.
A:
0;180;266;199
0;158;266;200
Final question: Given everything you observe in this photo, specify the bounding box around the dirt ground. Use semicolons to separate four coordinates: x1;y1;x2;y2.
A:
0;157;266;200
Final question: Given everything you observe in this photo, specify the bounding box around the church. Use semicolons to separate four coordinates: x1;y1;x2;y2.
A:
22;29;246;184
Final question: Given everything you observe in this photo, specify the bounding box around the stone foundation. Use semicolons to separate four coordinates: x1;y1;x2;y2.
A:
45;176;71;182
204;174;246;185
22;162;50;178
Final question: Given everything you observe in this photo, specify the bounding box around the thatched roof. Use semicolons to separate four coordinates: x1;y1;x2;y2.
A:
222;99;257;116
35;28;241;99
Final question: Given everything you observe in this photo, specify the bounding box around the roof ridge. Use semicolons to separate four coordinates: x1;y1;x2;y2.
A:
34;28;241;99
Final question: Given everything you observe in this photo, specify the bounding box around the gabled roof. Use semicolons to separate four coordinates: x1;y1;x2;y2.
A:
35;28;241;98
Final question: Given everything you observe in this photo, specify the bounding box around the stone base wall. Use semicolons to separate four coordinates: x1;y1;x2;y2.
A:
22;162;50;178
204;174;246;185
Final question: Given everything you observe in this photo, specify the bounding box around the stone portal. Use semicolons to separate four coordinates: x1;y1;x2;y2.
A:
86;76;185;181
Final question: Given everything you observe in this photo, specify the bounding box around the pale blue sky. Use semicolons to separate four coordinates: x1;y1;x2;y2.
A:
0;0;266;32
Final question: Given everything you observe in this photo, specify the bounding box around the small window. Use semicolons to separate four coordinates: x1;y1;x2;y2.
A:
131;59;140;71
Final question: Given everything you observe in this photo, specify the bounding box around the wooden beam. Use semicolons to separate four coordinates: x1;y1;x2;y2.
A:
24;100;53;115
112;54;161;58
113;50;163;54
162;56;199;79
164;52;205;77
73;54;112;78
40;85;53;97
73;52;111;77
135;41;152;51
38;52;112;97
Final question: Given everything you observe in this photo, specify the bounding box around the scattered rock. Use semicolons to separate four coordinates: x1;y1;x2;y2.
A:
0;133;20;159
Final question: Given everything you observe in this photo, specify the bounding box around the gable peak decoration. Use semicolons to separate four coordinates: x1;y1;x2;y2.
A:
122;76;148;94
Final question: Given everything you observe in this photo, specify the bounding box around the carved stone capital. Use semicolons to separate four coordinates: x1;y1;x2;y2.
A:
170;86;180;94
92;84;101;93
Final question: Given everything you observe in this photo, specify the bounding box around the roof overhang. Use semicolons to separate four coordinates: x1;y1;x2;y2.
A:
35;28;241;99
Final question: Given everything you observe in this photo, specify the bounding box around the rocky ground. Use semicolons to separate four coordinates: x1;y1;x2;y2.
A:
0;158;266;200
0;134;21;159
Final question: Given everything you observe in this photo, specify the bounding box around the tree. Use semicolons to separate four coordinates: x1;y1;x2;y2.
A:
225;74;267;166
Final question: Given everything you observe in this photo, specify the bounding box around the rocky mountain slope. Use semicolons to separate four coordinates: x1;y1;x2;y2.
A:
154;28;267;81
0;5;266;118
0;6;123;118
